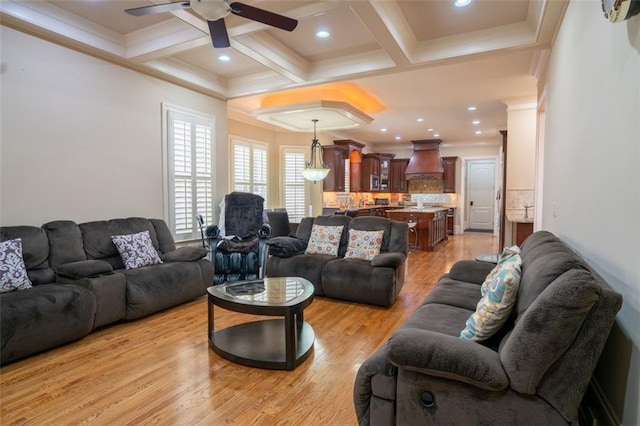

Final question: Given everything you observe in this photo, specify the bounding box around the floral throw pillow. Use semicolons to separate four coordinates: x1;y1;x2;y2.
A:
344;229;385;261
111;231;163;270
0;238;33;294
304;225;344;256
460;246;522;341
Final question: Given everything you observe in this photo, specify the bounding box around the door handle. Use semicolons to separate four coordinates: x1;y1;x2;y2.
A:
470;201;474;206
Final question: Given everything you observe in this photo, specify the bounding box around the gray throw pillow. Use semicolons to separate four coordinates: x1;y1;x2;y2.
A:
111;231;163;270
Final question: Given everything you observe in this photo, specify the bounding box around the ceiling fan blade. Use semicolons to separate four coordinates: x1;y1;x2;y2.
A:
230;2;298;32
125;1;191;17
208;19;230;48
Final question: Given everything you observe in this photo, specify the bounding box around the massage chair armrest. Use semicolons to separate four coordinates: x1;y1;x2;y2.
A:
55;260;113;279
387;328;509;391
371;252;406;268
161;246;208;262
445;260;495;284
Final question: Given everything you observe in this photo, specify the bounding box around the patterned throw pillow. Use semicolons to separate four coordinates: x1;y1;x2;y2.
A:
111;231;163;270
460;246;522;341
304;225;344;256
344;229;385;261
0;238;34;294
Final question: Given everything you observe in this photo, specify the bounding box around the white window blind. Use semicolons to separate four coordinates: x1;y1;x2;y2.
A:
230;137;268;205
163;105;215;241
283;148;307;223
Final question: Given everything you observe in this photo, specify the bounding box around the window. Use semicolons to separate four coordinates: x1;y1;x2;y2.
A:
282;147;308;223
162;103;215;241
230;137;268;204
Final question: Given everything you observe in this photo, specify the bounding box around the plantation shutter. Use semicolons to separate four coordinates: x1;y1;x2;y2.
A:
167;109;214;241
230;138;268;205
283;149;307;223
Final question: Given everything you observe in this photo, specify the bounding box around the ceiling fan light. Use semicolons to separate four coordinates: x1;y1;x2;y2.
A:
190;0;231;21
454;0;471;7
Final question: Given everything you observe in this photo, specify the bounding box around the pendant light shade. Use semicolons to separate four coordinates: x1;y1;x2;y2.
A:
301;119;330;182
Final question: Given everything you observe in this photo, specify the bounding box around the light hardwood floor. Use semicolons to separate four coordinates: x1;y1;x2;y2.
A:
0;232;496;425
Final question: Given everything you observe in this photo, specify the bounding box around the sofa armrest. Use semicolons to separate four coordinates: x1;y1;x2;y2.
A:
56;260;113;279
161;246;207;262
371;252;405;268
387;328;508;391
445;260;495;284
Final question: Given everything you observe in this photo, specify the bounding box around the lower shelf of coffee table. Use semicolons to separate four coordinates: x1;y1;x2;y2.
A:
209;319;315;370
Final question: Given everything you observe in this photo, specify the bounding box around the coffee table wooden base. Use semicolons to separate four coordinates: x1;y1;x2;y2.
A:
209;319;315;370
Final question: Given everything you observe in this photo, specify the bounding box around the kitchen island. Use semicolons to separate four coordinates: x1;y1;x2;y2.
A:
387;208;448;251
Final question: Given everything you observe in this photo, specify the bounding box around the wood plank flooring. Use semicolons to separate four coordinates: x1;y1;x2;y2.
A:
0;232;496;425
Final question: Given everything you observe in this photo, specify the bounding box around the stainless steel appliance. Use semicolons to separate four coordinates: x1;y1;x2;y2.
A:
374;198;389;205
370;174;380;191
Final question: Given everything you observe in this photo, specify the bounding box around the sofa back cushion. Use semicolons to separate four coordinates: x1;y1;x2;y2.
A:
0;226;54;285
42;220;87;269
79;218;160;269
295;217;315;242
149;219;176;254
499;269;601;395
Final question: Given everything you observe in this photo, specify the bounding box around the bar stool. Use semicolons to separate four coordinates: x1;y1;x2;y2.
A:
407;215;418;251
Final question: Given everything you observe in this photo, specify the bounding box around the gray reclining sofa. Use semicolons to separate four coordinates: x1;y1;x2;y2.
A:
266;215;407;307
354;230;623;425
1;217;213;365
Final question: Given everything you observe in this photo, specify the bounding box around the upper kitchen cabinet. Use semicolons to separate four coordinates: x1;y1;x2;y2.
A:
322;145;348;192
390;158;410;193
377;153;395;191
442;156;458;193
334;140;365;192
361;153;382;192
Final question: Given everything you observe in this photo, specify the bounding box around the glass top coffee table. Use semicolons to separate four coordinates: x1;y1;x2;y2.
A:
207;277;315;370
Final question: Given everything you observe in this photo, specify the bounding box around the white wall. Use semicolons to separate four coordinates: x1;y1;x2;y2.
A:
0;27;228;226
543;2;639;423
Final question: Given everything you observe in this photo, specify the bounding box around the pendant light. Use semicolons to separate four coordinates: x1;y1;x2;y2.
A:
301;119;330;182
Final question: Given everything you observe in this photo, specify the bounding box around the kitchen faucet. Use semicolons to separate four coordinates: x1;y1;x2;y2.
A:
524;203;533;219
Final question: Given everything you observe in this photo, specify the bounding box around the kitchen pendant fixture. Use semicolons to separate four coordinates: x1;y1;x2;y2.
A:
301;119;330;183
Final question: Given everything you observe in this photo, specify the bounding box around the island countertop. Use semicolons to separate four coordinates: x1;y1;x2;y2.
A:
390;207;449;213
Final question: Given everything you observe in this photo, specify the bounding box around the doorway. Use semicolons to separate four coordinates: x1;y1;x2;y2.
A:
467;160;495;231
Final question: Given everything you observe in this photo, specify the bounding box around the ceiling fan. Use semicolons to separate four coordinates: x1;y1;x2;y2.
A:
125;0;298;48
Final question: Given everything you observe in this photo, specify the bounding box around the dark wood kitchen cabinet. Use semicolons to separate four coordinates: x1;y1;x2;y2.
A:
442;156;458;193
361;153;381;192
389;158;409;193
377;153;395;192
322;145;348;192
334;139;365;192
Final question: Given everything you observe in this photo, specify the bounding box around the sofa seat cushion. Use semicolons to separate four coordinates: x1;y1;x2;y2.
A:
400;303;474;337
423;278;481;310
321;258;400;307
266;254;335;295
0;284;96;365
120;262;206;320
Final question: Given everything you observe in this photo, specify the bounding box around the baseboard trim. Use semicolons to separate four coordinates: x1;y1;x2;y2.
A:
579;378;620;425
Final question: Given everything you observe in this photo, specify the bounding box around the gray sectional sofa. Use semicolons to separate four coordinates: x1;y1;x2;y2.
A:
354;230;622;425
1;217;213;365
266;215;407;307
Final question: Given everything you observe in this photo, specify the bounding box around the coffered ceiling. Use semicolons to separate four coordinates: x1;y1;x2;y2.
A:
1;0;568;146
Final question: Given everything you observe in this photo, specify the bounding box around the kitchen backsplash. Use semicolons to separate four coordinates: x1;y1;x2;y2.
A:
411;193;458;206
506;189;535;218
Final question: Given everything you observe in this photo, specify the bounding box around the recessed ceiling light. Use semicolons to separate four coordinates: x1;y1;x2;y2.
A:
467;106;477;111
433;133;440;137
475;130;482;135
316;30;330;38
427;128;434;132
395;136;401;140
416;118;424;122
218;55;230;62
381;128;387;132
454;0;471;7
472;120;480;125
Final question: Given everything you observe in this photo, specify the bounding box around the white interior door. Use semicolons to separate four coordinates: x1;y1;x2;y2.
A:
467;160;495;231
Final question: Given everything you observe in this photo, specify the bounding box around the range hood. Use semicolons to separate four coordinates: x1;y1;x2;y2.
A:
405;139;444;180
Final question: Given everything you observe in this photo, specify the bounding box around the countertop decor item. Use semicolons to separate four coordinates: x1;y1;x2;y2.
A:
301;119;331;182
